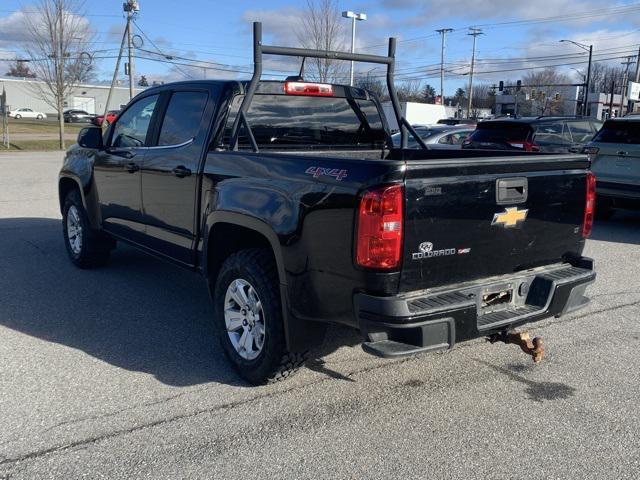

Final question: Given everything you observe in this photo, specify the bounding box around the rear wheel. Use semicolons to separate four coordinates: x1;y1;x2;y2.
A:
62;190;113;268
36;114;43;120
212;248;306;385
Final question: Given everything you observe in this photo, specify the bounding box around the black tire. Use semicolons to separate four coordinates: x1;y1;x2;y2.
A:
36;114;43;120
62;190;113;268
212;248;306;385
14;114;21;119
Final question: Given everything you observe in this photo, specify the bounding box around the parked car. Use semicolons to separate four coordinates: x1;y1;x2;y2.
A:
63;109;95;123
91;110;120;126
9;108;46;120
437;118;477;126
59;22;596;385
584;117;640;218
462;117;603;153
391;125;475;149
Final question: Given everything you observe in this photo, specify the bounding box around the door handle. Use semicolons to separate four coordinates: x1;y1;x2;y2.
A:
617;151;628;156
172;165;192;178
568;146;582;153
126;162;140;173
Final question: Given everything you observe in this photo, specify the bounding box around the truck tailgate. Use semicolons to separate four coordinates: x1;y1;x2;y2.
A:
400;154;589;292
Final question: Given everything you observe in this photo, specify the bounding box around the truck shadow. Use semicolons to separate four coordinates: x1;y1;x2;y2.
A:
591;210;640;245
472;358;576;403
0;217;361;388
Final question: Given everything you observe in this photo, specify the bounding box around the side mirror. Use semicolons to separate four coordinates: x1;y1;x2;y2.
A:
77;127;104;149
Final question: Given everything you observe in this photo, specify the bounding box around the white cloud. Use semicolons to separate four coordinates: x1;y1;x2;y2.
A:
379;0;612;26
0;11;30;48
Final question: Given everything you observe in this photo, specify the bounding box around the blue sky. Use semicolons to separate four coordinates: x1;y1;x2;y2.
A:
2;0;640;95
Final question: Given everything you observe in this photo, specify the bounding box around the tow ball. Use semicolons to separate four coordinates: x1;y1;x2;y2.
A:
488;331;544;363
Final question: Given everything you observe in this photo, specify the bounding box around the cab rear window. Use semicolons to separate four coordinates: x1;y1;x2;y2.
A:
593;120;640;144
222;94;387;150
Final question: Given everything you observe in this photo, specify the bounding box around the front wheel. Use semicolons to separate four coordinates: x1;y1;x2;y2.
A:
62;190;113;268
14;114;21;119
212;249;306;385
36;114;43;120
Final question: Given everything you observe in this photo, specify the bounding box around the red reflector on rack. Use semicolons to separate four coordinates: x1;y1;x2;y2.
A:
284;82;334;97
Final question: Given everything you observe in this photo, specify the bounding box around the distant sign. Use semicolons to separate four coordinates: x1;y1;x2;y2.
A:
629;81;640;102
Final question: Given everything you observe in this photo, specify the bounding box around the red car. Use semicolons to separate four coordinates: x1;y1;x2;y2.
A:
91;110;120;126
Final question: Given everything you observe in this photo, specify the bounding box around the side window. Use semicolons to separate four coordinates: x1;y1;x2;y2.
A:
438;133;454;145
111;95;159;148
157;91;208;146
568;121;595;143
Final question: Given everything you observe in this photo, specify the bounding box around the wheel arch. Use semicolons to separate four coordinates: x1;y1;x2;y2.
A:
204;211;322;353
58;173;102;229
58;175;85;212
203;211;287;289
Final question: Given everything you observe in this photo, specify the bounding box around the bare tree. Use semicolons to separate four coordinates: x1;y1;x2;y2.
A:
588;63;626;94
471;83;493;109
295;0;347;82
515;68;570;116
23;0;94;149
397;80;423;102
355;72;387;100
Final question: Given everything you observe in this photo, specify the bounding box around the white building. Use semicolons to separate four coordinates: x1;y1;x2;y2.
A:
0;77;145;115
382;101;491;131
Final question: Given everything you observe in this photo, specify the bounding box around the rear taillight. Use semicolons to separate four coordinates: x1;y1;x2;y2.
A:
507;140;540;152
356;184;404;270
284;82;333;97
582;172;596;238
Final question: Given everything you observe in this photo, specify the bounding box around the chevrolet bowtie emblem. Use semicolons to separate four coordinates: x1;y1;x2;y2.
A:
492;207;528;227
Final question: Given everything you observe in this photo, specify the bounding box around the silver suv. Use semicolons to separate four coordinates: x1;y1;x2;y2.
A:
585;118;640;218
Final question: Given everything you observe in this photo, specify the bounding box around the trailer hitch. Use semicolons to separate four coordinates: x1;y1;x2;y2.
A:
488;331;544;363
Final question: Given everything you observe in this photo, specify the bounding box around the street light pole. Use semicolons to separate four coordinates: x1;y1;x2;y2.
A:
560;40;592;116
342;11;366;86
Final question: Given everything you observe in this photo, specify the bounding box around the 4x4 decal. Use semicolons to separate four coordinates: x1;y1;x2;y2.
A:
305;166;348;181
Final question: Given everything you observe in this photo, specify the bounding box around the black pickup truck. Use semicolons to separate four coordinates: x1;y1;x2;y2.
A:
59;23;596;384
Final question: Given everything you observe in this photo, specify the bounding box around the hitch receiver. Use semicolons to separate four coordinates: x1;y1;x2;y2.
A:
488;331;544;363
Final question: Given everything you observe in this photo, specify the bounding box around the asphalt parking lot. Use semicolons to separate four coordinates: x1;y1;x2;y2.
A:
1;151;639;479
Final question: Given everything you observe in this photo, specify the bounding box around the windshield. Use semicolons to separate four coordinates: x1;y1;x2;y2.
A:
223;94;388;150
593;120;640;144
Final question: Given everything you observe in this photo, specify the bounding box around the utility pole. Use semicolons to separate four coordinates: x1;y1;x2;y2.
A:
103;24;129;121
621;56;635;116
124;1;139;99
436;28;453;103
56;0;65;150
466;28;483;119
629;46;640;113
